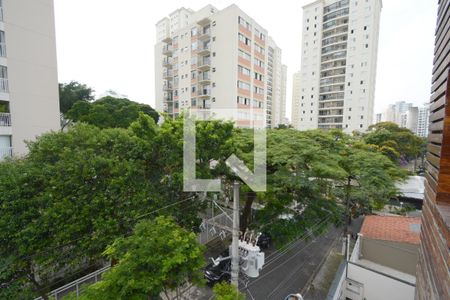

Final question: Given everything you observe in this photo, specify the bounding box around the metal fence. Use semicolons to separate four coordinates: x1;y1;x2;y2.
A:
34;265;110;300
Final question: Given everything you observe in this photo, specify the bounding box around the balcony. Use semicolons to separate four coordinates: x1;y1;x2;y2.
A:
197;44;211;56
0;147;12;160
0;112;11;126
163;83;173;91
198;28;211;41
197;17;211;27
162;36;172;44
163;70;173;79
162;58;173;68
197;58;211;70
198;74;211;83
162;45;173;56
320;85;345;93
198;88;211;98
0;78;8;93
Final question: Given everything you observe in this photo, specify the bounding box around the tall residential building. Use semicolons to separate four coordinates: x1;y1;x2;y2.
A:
291;71;302;126
155;5;285;128
416;105;429;137
376;101;430;137
292;0;382;132
415;0;450;297
0;0;60;159
266;37;287;128
380;100;414;124
400;106;418;134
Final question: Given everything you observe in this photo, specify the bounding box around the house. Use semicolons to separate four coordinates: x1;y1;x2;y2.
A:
328;215;421;300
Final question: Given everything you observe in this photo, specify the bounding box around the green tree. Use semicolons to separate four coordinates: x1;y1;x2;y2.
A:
0;116;236;299
364;122;426;164
66;216;205;300
213;282;246;300
59;81;94;114
66;96;159;128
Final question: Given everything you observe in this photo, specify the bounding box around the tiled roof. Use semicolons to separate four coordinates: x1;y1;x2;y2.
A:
360;215;422;245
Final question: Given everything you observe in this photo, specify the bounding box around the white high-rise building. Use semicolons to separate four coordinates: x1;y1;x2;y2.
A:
266;37;287;128
292;0;382;132
291;71;302;126
0;0;60;159
155;5;285;128
376;101;430;137
416;106;430;137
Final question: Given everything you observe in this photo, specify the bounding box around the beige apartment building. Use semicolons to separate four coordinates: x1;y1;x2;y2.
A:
154;5;286;128
0;0;60;159
292;0;382;132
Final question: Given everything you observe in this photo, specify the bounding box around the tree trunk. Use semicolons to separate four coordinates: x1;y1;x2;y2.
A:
240;192;256;232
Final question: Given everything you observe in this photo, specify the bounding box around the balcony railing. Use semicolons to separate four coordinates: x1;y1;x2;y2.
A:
163;70;173;78
0;147;12;160
198;89;211;97
198;58;211;69
198;44;211;55
0;112;11;126
0;78;8;93
162;45;173;56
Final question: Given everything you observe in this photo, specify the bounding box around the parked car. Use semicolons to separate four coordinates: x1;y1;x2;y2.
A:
256;232;271;249
204;258;231;285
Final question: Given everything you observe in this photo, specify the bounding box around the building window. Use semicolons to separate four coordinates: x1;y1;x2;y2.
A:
0;31;5;58
239;49;251;61
254;72;263;81
254;57;265;68
253;86;264;94
0;65;7;92
238;65;251;76
238;16;251;30
237;81;251;90
191;27;197;36
239;33;251;45
255;44;265;54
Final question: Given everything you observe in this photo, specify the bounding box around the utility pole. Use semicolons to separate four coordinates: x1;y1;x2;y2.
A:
231;181;240;287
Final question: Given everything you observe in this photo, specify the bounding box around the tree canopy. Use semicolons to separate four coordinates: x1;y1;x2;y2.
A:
66;216;205;300
364;122;426;163
66;96;159;128
0;114;408;298
59;81;94;114
213;282;246;300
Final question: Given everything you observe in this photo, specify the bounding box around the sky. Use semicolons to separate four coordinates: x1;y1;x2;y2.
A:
54;0;438;120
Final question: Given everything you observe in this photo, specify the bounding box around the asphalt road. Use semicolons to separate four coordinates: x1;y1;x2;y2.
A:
243;226;342;300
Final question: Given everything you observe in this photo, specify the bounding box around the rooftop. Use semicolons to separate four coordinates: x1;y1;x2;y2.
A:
360;215;421;245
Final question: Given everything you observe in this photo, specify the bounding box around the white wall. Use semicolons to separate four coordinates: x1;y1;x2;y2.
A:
4;0;60;155
347;263;415;300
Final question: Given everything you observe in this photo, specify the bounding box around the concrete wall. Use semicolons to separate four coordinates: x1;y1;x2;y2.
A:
4;0;60;155
347;263;415;300
360;237;419;276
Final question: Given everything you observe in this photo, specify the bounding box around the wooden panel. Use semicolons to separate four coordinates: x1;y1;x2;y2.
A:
428;143;442;157
427;152;441;169
429;133;443;144
429;119;445;132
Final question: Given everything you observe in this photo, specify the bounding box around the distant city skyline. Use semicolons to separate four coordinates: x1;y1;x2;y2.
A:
54;0;437;121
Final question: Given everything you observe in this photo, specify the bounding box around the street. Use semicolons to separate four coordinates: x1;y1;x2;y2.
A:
244;226;342;300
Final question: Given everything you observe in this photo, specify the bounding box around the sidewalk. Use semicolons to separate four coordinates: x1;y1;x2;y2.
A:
303;237;344;300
